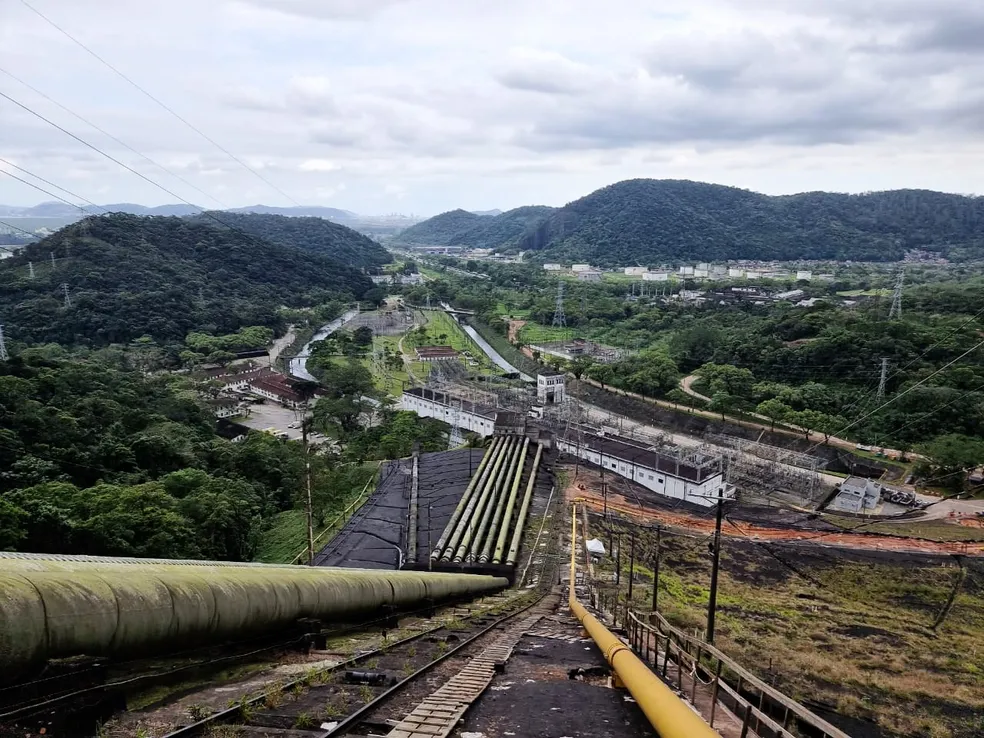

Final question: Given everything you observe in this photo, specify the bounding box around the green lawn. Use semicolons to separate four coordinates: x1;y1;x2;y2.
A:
836;289;892;297
518;322;575;344
410;311;500;374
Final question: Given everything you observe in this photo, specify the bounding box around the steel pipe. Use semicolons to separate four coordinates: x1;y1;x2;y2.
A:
449;437;516;562
568;506;719;738
504;443;543;566
0;556;507;685
432;437;503;560
481;437;530;563
468;436;522;562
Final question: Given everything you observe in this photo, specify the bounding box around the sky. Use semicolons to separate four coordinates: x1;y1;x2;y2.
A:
2;0;984;215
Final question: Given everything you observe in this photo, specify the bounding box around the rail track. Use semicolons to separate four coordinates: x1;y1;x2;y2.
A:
0;595;504;738
160;588;553;737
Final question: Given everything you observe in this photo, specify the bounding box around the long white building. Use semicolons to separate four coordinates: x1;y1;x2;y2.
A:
400;387;498;436
556;430;735;507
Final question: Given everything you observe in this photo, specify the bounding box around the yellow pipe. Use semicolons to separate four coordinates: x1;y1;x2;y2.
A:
568;505;720;738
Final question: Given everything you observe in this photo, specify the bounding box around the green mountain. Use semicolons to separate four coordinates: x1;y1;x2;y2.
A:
518;179;984;265
393;206;555;248
0;214;372;346
192;212;390;269
392;209;487;245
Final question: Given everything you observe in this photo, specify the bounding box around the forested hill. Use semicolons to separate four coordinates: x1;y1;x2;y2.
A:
0;214;372;346
392;209;487;245
518;179;984;265
190;212;391;269
393;206;555;248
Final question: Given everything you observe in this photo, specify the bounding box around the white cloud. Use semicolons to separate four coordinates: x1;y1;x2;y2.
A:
299;159;341;172
2;0;984;214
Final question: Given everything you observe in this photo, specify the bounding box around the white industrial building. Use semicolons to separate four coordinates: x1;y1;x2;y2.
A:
556;430;734;508
829;477;882;513
576;270;603;282
679;266;695;276
536;371;566;404
571;264;592;272
643;271;670;282
543;263;563;271
728;267;745;278
400;387;498;436
624;266;649;276
796;270;813;281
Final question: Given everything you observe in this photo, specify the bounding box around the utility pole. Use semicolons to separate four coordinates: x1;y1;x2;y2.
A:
0;324;8;361
706;488;725;644
878;357;889;398
615;532;621;586
552;281;566;328
651;526;661;613
889;269;904;319
627;533;636;602
302;419;315;566
28;261;34;279
61;283;71;308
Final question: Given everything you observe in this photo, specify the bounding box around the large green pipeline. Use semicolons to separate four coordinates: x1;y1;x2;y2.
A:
504;443;543;566
491;438;532;564
431;437;502;561
466;436;522;563
479;437;529;563
0;555;507;685
453;436;518;563
445;436;514;562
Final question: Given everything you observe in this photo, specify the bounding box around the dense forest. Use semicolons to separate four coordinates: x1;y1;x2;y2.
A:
0;349;310;558
394;180;984;264
499;179;984;265
0;214;372;347
0;347;451;558
193;211;391;269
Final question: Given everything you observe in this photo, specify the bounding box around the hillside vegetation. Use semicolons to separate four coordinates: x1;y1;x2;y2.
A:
516;179;984;265
393;206;555;248
191;211;390;269
0;214;371;346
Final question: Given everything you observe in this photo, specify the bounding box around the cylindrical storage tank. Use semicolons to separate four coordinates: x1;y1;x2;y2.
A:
0;556;507;684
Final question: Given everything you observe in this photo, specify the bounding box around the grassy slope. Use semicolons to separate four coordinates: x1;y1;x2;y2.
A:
597;522;984;738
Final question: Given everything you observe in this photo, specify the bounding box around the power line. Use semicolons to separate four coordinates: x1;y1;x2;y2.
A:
0;65;226;208
803;336;984;455
0;218;40;239
0;88;206;212
0;159;109;215
20;0;300;206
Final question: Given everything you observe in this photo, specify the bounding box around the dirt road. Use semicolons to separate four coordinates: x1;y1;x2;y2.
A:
564;467;984;557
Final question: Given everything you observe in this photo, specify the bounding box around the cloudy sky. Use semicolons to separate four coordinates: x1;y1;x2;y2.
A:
1;0;983;215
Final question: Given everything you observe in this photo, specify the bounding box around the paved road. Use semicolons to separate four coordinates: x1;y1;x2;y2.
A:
267;324;296;367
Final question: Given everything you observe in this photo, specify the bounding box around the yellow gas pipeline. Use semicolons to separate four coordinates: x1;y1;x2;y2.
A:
568;505;720;738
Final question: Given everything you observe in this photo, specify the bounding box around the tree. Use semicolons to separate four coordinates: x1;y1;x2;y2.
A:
756;399;793;431
917;434;984;489
790;409;843;441
698;363;755;398
710;392;736;421
569;356;595;380
586;363;614;389
352;326;374;347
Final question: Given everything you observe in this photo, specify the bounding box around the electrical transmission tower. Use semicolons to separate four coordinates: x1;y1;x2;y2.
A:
0;324;8;361
61;283;71;308
878;357;889;398
49;252;56;269
27;261;34;279
551;281;566;328
889;270;904;319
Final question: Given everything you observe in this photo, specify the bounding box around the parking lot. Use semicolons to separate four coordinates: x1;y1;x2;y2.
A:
237;401;306;440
